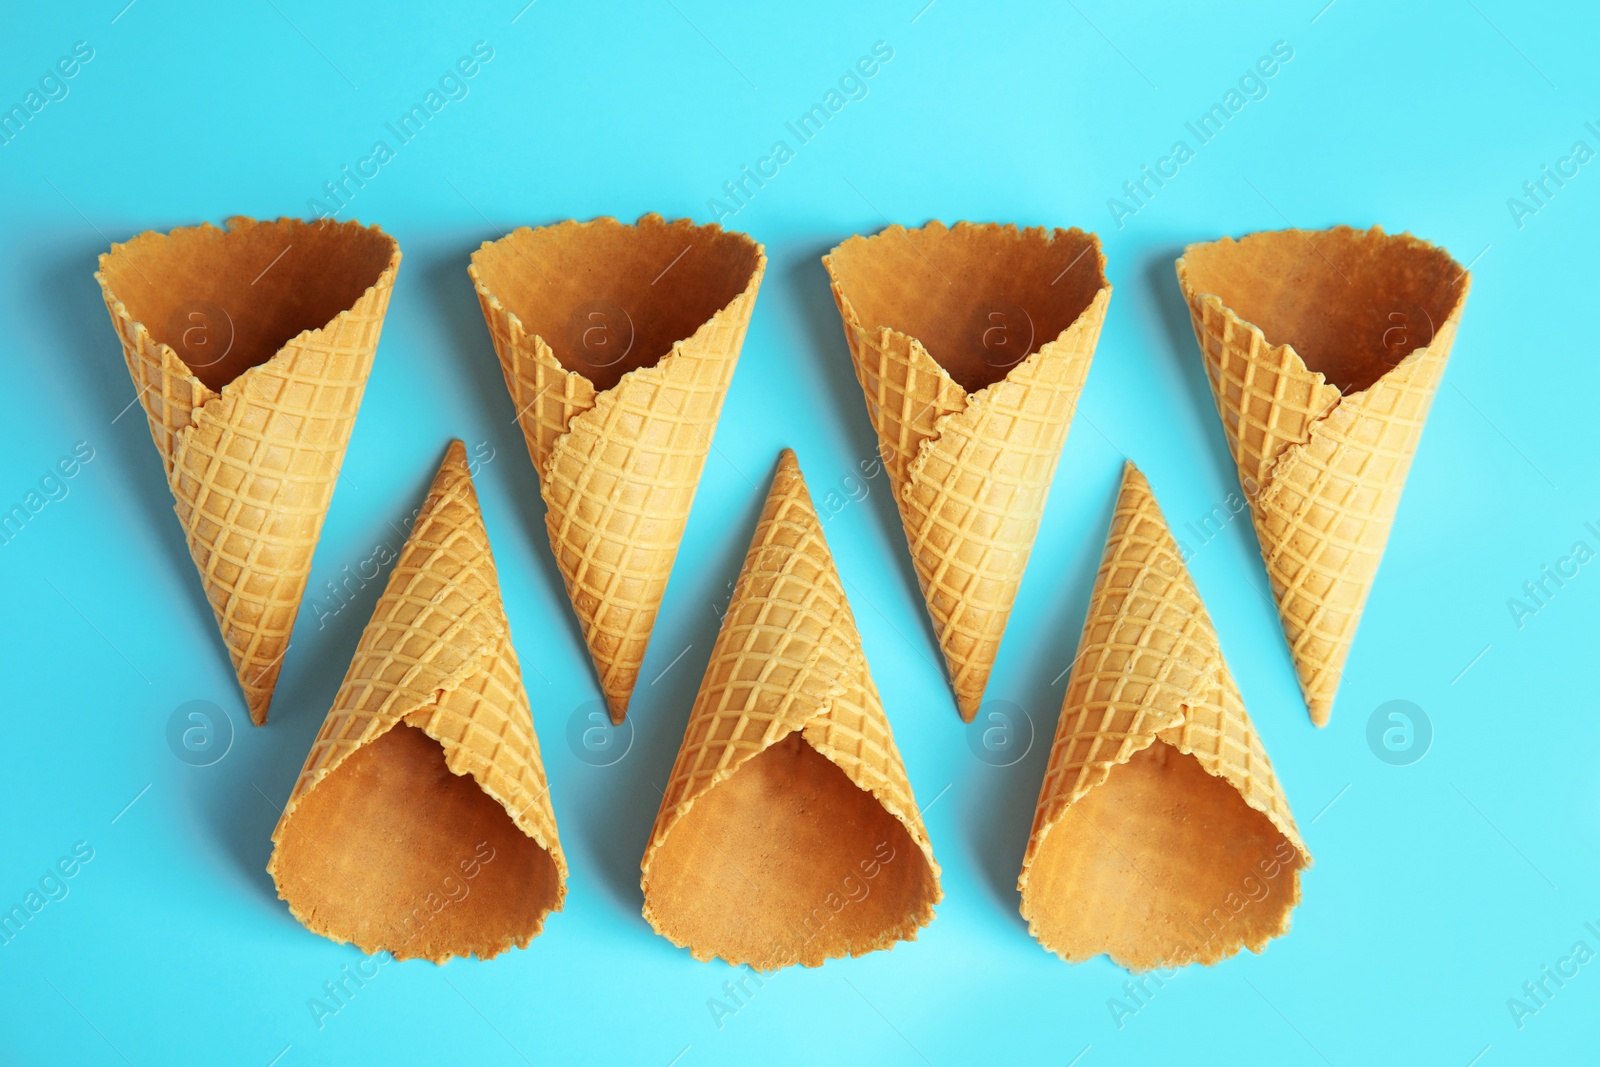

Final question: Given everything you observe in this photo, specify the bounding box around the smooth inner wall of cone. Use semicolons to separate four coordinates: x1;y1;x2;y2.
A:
1180;227;1466;396
1021;741;1303;971
828;222;1107;394
470;217;763;392
645;732;938;970
271;724;562;963
100;218;397;393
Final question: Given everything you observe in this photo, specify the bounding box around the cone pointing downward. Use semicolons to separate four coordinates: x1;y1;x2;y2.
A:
97;217;401;724
1018;463;1309;971
470;215;766;724
1176;226;1470;725
641;450;941;970
824;222;1110;722
268;442;566;963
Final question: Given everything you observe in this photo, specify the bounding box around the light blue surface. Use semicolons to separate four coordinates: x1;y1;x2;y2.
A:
1;1;1596;1063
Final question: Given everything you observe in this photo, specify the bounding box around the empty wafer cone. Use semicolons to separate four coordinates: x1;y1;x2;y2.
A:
267;441;566;963
470;215;765;724
1176;226;1470;726
97;217;400;725
641;450;940;970
1018;462;1309;971
823;221;1110;723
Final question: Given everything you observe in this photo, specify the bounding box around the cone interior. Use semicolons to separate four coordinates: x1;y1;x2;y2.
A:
271;724;561;961
1180;227;1466;395
827;223;1105;394
99;218;396;393
1024;741;1302;968
646;732;937;968
471;217;763;392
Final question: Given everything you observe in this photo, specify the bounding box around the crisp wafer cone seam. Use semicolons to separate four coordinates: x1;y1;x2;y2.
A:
641;450;940;971
1175;225;1470;725
469;214;766;724
268;441;565;964
823;221;1111;722
1018;462;1309;972
97;216;401;725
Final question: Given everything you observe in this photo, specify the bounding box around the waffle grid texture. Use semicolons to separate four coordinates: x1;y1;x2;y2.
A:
824;222;1109;722
1021;462;1307;884
97;217;400;724
269;441;564;889
1176;228;1469;725
643;450;938;895
470;217;766;723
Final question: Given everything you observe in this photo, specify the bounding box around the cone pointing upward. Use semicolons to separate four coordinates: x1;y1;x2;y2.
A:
1176;226;1470;725
641;450;941;971
97;217;401;724
824;222;1110;722
470;215;765;724
268;441;566;963
1019;463;1309;971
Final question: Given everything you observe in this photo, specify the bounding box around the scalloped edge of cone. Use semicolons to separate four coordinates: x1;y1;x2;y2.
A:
468;214;766;724
640;450;941;971
1018;463;1310;972
822;221;1111;723
1175;225;1470;726
97;216;402;725
267;442;566;963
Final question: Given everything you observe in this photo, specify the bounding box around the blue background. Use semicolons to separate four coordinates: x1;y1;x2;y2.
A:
1;0;1595;1063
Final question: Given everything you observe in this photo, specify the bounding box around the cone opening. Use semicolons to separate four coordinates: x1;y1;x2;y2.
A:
271;724;560;962
1021;741;1302;970
827;222;1107;394
1180;227;1465;395
470;216;762;393
644;732;936;970
100;218;397;393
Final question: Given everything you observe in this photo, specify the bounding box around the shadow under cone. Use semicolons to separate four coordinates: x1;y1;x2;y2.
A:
470;214;765;723
1176;226;1469;725
268;441;566;963
641;450;940;970
824;221;1110;722
1018;463;1309;972
97;216;401;724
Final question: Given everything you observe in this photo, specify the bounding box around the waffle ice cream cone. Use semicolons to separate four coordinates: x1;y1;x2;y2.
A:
97;217;401;725
1176;226;1469;726
823;221;1110;723
469;215;765;724
267;441;566;963
1018;462;1309;971
641;450;940;970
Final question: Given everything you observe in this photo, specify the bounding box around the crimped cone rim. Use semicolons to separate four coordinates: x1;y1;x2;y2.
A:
1175;224;1467;404
823;219;1109;402
467;213;766;397
97;215;401;401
